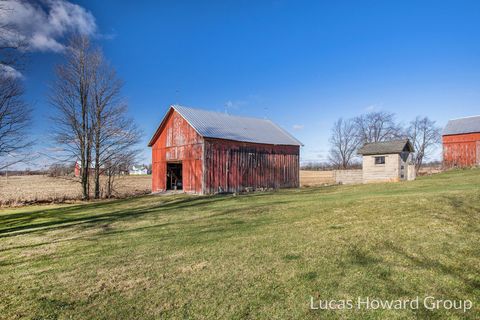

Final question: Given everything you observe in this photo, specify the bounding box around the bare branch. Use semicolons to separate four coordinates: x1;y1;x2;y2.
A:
354;111;404;144
407;116;441;173
328;118;360;169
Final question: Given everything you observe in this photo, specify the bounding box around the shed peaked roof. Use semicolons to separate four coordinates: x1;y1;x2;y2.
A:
148;105;303;146
443;115;480;136
357;139;413;155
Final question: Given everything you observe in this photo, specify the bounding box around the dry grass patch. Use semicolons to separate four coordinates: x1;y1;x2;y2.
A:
299;170;335;186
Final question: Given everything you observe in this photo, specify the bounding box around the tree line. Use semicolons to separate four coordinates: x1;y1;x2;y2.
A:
0;3;141;200
328;111;442;173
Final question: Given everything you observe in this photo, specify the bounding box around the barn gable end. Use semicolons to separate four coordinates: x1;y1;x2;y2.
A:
150;108;204;193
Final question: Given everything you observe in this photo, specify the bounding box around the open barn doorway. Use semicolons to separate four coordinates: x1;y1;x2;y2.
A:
166;162;183;190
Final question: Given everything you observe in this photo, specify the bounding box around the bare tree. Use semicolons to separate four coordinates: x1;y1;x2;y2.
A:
0;2;32;170
50;35;142;200
49;36;94;200
89;50;142;199
328;118;359;169
354;111;404;144
0;75;32;169
103;151;136;198
407;116;441;173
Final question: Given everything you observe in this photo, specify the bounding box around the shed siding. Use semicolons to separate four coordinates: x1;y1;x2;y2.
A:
151;110;204;193
362;154;401;183
443;133;480;167
203;139;299;194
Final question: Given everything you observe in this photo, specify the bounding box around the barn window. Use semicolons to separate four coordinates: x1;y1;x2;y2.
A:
375;156;385;165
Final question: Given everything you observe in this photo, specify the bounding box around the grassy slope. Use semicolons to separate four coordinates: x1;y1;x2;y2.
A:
0;169;479;319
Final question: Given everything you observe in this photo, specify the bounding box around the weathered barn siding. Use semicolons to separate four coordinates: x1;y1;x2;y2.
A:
203;139;300;194
151;110;203;193
443;133;480;167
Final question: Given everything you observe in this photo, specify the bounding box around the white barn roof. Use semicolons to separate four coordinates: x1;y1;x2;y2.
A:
149;105;303;146
443;115;480;136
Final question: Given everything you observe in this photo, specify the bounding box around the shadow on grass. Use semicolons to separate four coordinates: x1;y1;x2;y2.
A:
384;240;480;293
0;195;230;238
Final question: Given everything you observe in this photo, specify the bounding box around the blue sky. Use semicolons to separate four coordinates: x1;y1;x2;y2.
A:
12;0;480;167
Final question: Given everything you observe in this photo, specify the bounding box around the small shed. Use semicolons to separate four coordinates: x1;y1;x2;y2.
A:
148;105;302;194
358;139;415;183
442;115;480;167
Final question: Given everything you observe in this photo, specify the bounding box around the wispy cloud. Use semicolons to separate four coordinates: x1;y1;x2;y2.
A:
224;100;247;110
292;124;304;131
365;103;383;112
0;0;97;53
0;64;23;78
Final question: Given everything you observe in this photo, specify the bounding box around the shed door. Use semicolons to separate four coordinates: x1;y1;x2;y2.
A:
400;163;406;180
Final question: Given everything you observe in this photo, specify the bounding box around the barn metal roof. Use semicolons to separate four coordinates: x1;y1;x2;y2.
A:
148;105;303;146
443;115;480;136
357;139;414;155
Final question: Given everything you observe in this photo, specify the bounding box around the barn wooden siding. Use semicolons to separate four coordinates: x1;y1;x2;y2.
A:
151;110;203;193
443;133;480;167
203;139;300;194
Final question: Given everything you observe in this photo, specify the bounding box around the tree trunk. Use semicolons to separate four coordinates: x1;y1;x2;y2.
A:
94;150;100;198
94;118;101;199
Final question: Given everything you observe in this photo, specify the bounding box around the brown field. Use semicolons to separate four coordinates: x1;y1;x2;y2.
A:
1;171;331;206
0;175;152;206
299;170;335;186
0;168;442;206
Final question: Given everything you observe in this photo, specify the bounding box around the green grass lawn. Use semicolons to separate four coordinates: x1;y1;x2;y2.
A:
1;169;479;319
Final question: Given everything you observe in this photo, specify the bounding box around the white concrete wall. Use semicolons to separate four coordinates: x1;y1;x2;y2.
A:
334;170;363;184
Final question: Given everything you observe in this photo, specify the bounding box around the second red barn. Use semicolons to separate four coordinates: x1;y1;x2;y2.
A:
443;115;480;168
148;105;302;194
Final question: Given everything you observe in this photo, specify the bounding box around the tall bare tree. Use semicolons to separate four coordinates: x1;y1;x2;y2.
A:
328;118;359;169
0;2;31;170
354;111;404;144
0;75;32;170
89;49;141;198
407;116;441;173
50;35;142;200
50;36;94;199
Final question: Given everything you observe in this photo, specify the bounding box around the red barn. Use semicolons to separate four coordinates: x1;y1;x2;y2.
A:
148;105;302;194
443;115;480;167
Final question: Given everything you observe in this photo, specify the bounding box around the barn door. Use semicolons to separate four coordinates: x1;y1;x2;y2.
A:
477;141;480;165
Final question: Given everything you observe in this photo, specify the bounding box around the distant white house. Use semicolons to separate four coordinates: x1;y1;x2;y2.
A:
129;165;148;175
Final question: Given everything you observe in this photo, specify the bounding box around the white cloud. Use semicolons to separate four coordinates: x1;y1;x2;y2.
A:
0;64;23;78
292;124;304;131
0;0;97;53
